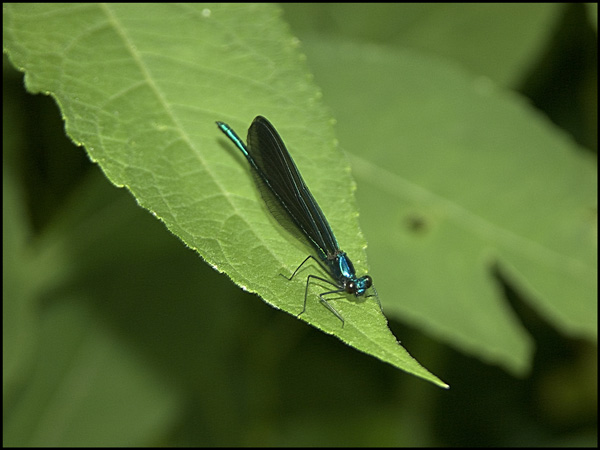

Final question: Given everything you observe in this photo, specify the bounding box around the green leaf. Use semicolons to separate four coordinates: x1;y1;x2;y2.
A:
300;37;597;375
3;298;179;446
3;4;446;387
282;3;564;87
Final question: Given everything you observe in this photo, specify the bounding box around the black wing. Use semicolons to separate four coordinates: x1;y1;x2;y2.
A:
245;116;339;258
